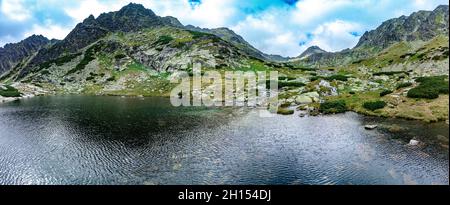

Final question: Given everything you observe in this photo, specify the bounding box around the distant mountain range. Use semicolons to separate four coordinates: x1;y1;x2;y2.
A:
292;5;449;67
0;3;448;82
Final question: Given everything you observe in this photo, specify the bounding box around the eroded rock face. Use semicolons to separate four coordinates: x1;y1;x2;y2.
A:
0;35;50;75
357;5;449;49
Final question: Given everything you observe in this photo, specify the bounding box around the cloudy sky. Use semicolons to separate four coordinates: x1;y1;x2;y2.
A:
0;0;448;57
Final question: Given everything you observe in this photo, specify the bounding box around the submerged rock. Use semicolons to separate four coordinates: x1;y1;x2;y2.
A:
364;125;378;130
408;139;420;146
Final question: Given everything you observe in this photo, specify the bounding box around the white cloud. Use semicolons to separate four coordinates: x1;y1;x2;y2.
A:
64;0;125;22
2;0;449;55
24;23;72;40
291;0;351;25
305;20;362;52
64;0;238;28
232;10;302;57
178;0;237;28
1;0;31;21
412;0;448;10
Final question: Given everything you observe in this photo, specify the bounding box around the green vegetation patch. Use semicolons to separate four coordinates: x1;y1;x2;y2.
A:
0;85;22;97
363;100;387;111
310;76;321;81
155;35;174;45
396;82;413;89
373;71;407;76
66;43;102;75
319;100;347;114
114;53;127;59
188;30;215;39
40;70;50;75
278;76;297;81
407;76;449;99
106;76;116;81
310;75;349;82
39;53;82;70
278;81;305;88
380;90;393;97
267;80;305;88
289;66;316;71
127;62;149;71
325;75;349;82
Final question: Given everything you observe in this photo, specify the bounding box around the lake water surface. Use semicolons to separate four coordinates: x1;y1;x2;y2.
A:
0;96;448;185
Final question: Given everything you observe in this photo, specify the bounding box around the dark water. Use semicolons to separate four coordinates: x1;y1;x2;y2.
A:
0;96;448;185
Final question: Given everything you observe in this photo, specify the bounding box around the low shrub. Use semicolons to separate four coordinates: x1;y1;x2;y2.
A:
86;76;95;81
0;85;22;97
363;100;387;111
55;53;81;66
396;82;413;89
278;81;305;88
310;76;321;81
319;100;347;114
39;53;81;70
155;35;174;45
407;86;440;99
41;70;50;75
66;43;102;75
373;71;407;76
266;80;305;88
325;75;349;81
278;76;296;81
188;30;214;39
106;76;116;81
380;90;393;97
114;53;127;59
407;76;449;99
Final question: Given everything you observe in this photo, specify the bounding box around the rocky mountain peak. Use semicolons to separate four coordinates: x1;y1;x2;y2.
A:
355;5;449;49
297;46;327;59
115;3;158;19
161;16;184;28
2;35;48;50
19;3;177;76
435;4;449;12
0;34;50;75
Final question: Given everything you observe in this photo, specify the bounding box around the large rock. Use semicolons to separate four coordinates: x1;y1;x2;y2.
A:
408;139;420;146
295;95;313;104
364;124;378;130
317;80;338;96
303;91;320;99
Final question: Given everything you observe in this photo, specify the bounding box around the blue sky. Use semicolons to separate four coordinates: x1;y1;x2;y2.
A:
0;0;448;57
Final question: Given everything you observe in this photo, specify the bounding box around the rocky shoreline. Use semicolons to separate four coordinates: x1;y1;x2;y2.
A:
0;83;51;103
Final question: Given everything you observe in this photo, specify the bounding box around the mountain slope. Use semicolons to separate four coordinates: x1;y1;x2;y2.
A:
20;26;254;96
11;3;274;80
184;25;281;61
294;5;449;67
0;2;264;96
0;35;50;75
16;3;184;79
356;5;449;49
